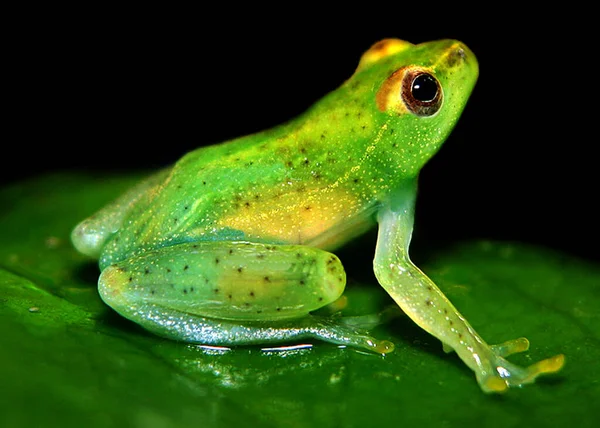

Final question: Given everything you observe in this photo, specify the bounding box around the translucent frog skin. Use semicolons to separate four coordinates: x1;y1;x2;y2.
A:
72;39;564;393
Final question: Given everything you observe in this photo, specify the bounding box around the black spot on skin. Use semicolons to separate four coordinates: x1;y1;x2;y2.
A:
170;284;175;288
427;285;433;291
202;181;207;185
184;265;189;271
327;257;336;265
449;320;454;326
264;276;271;283
128;276;133;282
173;218;178;223
167;268;172;273
303;159;310;166
215;258;220;264
244;202;251;208
190;287;194;292
228;293;233;299
300;147;307;154
305;206;311;211
144;269;150;275
150;290;155;295
425;299;433;306
318;297;324;302
353;178;360;184
249;291;255;297
237;267;243;273
184;206;189;210
177;184;183;189
458;333;463;339
192;244;198;248
257;254;265;259
444;309;448;314
256;310;263;314
229;249;234;255
276;307;282;312
286;161;293;168
299;280;305;286
296;253;303;259
183;289;188;294
214;288;220;293
244;302;251;307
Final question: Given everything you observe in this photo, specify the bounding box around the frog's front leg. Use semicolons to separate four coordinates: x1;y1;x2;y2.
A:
99;241;393;354
373;190;564;393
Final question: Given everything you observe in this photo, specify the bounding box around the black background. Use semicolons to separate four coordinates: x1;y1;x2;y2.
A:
4;6;597;262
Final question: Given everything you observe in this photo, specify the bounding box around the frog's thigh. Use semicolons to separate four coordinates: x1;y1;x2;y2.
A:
99;241;347;323
99;241;393;353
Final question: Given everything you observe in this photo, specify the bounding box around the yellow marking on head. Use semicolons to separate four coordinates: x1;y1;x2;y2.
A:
356;39;414;72
216;188;360;244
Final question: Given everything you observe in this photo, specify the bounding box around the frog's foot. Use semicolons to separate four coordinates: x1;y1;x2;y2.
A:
476;337;565;393
306;316;395;354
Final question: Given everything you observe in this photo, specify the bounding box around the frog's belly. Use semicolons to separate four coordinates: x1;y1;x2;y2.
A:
213;189;377;250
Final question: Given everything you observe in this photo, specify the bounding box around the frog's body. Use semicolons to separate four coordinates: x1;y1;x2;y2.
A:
72;39;564;393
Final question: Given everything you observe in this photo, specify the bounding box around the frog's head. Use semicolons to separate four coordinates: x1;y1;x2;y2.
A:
353;38;478;178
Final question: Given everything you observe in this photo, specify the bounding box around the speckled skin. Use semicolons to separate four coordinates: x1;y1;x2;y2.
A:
72;39;564;393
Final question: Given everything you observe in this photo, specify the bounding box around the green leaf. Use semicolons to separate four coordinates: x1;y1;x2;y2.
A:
1;174;599;428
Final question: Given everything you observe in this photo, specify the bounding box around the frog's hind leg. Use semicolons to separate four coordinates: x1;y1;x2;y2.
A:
71;168;170;257
98;240;394;354
110;302;394;354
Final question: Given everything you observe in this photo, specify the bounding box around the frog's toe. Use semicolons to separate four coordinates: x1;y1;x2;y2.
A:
490;337;530;358
476;344;565;393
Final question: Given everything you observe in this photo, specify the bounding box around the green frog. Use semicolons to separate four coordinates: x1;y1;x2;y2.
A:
72;38;564;393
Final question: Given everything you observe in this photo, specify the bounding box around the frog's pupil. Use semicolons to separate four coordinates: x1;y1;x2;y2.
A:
411;74;438;102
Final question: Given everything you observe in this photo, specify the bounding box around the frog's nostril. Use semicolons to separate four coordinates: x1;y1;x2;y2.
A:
446;44;468;67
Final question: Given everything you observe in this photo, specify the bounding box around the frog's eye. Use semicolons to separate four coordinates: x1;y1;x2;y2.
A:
376;67;443;117
402;71;443;116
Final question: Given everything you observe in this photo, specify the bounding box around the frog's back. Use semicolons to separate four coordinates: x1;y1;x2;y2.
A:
98;103;385;269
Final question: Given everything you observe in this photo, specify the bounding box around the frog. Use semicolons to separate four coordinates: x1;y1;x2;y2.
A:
72;38;564;393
